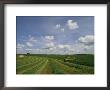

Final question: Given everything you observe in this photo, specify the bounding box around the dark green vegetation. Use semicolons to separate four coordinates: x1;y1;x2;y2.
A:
16;54;94;74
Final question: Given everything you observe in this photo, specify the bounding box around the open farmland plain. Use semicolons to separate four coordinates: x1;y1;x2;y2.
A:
16;54;94;74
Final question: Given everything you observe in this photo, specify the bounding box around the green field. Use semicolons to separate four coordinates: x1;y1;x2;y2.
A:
16;54;94;74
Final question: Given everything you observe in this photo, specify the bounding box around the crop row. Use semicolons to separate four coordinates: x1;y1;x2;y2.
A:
16;54;94;74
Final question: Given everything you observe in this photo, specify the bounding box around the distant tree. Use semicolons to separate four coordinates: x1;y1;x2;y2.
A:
27;53;30;55
64;58;66;62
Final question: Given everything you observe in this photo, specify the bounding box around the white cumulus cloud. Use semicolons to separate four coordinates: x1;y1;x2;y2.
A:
78;35;94;45
45;35;54;41
56;24;61;29
28;35;37;43
26;42;33;47
17;43;25;49
58;44;70;49
25;35;37;47
67;20;79;30
61;28;64;32
25;48;32;51
45;42;55;48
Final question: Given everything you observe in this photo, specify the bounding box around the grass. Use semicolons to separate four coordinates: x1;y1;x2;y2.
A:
16;54;94;74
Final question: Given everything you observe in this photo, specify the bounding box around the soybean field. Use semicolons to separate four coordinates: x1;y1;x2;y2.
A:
16;54;94;74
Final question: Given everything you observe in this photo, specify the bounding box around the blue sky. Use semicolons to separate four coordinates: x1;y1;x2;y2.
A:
16;16;94;54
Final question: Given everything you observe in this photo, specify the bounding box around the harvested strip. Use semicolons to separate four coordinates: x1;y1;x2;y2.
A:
50;59;66;74
16;56;44;67
35;59;49;74
40;60;53;74
23;60;46;74
17;60;40;69
17;60;42;74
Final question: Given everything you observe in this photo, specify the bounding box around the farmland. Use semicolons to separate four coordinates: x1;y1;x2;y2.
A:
16;54;94;74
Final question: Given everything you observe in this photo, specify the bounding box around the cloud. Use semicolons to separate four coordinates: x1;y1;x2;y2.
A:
68;43;94;54
17;43;25;49
61;28;64;32
55;20;79;32
55;24;65;32
45;42;54;48
17;43;25;54
43;43;72;54
56;24;61;29
84;45;93;50
28;35;37;43
58;44;64;49
26;42;33;47
35;49;41;51
56;44;75;54
25;35;37;47
25;48;32;51
78;35;94;45
67;20;79;30
45;35;54;41
58;44;70;49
